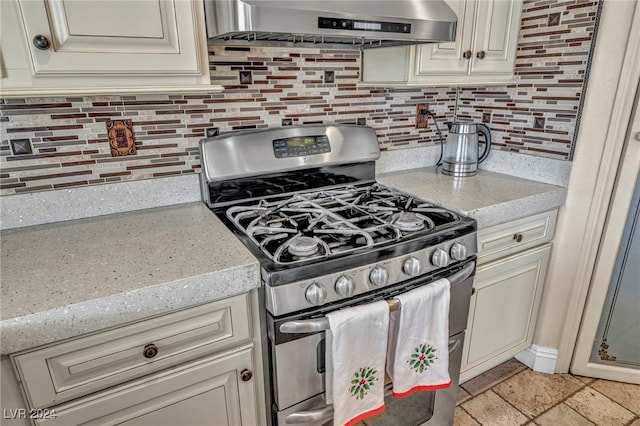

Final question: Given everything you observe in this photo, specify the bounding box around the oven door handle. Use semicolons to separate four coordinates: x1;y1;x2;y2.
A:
285;405;334;424
279;261;475;334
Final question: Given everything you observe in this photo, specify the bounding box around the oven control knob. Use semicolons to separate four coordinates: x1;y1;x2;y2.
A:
335;275;356;297
305;282;327;305
431;248;449;267
403;256;421;276
369;266;389;287
450;242;467;261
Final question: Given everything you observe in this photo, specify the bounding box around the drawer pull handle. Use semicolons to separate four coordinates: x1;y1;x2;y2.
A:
143;343;159;359
240;369;253;382
513;233;523;243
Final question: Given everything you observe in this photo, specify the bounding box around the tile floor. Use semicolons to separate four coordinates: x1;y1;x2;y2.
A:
455;359;640;426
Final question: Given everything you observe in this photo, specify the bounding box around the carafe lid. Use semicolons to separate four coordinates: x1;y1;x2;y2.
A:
449;121;480;134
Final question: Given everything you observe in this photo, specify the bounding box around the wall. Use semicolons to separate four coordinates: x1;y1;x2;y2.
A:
456;0;599;160
0;0;599;198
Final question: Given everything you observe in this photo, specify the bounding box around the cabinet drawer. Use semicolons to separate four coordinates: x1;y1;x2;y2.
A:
477;210;557;264
35;346;258;426
12;294;251;410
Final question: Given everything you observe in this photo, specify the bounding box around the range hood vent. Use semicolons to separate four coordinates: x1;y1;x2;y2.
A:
204;0;458;50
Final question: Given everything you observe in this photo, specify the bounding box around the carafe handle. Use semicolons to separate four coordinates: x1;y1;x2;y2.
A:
477;123;492;163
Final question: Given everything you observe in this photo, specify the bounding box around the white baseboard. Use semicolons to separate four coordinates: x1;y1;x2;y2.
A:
515;345;558;374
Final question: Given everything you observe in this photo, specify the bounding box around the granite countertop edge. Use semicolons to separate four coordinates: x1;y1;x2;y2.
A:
462;188;568;228
0;265;260;355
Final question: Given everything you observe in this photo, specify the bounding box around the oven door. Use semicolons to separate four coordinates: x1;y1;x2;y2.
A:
269;261;474;425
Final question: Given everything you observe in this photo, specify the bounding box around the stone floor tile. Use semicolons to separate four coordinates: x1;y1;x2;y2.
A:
573;375;596;385
493;369;584;418
457;386;472;405
461;390;528;426
453;407;480;426
564;387;635;425
590;379;640;415
532;402;594;426
461;359;528;396
628;418;640;426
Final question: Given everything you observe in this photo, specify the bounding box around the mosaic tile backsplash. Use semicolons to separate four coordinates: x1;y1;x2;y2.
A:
0;0;599;196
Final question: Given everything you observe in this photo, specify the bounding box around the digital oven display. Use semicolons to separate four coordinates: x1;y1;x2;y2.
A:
273;135;331;158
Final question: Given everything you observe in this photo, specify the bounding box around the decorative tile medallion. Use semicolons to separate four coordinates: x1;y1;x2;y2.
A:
548;12;561;26
239;70;253;84
324;70;335;84
9;139;32;156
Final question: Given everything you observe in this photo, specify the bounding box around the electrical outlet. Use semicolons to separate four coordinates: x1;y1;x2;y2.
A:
415;104;429;128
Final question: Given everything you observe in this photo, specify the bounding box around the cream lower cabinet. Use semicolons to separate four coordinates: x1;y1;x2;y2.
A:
35;347;258;426
460;210;557;382
361;0;522;86
6;291;265;426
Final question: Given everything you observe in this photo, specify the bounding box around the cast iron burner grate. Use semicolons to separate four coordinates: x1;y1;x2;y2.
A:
225;184;460;264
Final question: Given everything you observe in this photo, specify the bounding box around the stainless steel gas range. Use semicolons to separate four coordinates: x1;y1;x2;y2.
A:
199;125;477;426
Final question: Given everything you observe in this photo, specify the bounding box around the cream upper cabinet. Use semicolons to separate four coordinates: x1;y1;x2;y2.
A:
0;0;219;96
361;0;522;86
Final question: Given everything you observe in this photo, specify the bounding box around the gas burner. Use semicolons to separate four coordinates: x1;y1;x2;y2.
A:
288;236;320;257
393;212;426;232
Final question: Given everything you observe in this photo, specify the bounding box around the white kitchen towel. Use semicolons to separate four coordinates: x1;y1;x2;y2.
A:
386;278;451;398
325;300;389;426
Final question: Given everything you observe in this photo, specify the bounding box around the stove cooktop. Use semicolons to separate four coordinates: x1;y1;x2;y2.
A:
224;183;463;265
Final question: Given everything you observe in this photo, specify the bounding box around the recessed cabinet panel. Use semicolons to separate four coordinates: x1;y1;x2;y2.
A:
35;348;257;426
460;244;551;382
17;0;200;75
470;0;520;74
61;1;165;39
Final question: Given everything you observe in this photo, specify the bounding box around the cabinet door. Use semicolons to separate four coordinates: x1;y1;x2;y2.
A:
36;347;260;426
469;0;522;74
414;0;476;76
17;0;203;76
460;244;551;382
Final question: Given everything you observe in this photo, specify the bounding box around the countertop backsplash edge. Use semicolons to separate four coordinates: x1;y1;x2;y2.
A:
0;174;202;230
377;146;571;187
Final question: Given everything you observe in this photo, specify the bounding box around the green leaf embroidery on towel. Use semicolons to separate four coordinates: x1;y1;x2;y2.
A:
349;367;379;400
407;343;438;374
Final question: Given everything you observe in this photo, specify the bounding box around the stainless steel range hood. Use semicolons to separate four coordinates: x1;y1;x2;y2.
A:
204;0;457;50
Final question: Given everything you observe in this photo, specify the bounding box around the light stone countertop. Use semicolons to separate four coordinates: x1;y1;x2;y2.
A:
0;202;260;354
0;168;566;355
377;166;567;229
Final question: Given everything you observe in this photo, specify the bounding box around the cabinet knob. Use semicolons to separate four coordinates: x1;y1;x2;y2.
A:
476;50;486;59
33;35;51;50
143;343;159;359
463;50;472;59
513;233;524;243
240;369;253;382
